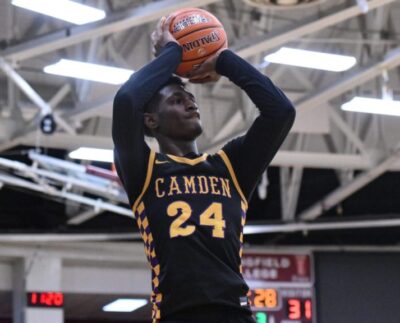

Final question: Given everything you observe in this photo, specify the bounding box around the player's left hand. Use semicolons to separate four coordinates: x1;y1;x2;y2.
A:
186;48;227;84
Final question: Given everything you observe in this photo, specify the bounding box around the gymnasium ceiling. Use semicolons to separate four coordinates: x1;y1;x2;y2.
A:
0;0;400;244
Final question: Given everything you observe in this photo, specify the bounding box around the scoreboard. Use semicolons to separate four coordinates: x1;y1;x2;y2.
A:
247;287;313;322
27;292;64;308
242;252;315;323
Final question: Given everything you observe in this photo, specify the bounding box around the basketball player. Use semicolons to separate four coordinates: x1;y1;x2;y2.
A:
112;16;295;323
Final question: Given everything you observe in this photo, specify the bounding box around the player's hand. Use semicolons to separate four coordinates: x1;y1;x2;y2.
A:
188;72;221;84
151;16;179;57
186;48;227;84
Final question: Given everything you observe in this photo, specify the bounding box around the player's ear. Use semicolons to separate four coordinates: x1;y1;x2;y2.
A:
144;112;159;131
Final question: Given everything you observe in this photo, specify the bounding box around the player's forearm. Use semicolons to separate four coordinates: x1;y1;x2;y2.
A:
112;42;182;204
216;50;296;200
115;42;182;110
112;41;182;159
216;50;295;120
112;41;183;148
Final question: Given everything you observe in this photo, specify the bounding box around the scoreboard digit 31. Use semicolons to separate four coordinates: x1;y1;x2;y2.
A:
242;252;315;323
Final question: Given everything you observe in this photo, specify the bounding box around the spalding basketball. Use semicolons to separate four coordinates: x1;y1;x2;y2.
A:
168;8;227;77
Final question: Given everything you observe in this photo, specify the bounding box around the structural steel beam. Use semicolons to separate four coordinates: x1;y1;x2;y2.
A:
0;172;133;217
0;233;141;242
68;209;102;225
213;0;394;100
0;58;49;115
271;152;370;169
205;46;400;160
0;58;76;135
296;46;400;114
244;215;400;234
63;95;115;122
1;0;220;62
329;108;368;156
3;0;391;63
234;0;395;58
22;133;113;150
0;242;146;262
299;146;400;221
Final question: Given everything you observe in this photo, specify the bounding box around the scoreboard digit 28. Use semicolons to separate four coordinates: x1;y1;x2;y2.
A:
242;252;315;323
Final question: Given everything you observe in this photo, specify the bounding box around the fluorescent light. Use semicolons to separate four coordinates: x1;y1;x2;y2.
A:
264;47;356;72
341;97;400;117
44;59;133;84
12;0;106;25
102;298;148;312
69;148;114;163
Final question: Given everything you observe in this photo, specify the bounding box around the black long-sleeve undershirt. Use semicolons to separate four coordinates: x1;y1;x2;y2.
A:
112;42;295;205
216;50;295;199
112;42;182;205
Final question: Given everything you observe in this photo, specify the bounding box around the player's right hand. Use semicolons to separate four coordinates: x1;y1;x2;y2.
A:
151;16;179;57
186;48;227;83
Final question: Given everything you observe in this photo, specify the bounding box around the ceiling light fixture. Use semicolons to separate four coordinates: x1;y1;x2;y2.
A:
69;148;114;163
12;0;106;25
264;47;357;72
341;97;400;117
44;59;133;85
102;298;148;312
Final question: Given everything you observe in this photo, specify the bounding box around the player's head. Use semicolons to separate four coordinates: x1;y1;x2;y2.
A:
143;76;203;140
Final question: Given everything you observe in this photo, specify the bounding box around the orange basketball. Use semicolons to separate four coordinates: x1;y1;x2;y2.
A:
168;8;228;77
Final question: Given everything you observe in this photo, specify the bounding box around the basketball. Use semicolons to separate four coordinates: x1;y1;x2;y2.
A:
168;8;228;77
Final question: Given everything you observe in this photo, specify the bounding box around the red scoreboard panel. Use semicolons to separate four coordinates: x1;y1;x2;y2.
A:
242;252;315;323
27;292;64;308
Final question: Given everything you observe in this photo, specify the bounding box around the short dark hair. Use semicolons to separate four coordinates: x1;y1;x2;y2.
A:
143;75;185;137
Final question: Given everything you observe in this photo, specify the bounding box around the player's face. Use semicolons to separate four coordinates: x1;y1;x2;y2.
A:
155;84;203;140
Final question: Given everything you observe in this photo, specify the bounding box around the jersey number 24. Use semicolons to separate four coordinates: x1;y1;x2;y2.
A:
167;201;226;238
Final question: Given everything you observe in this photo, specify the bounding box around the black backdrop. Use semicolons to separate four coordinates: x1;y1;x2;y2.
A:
315;252;400;323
